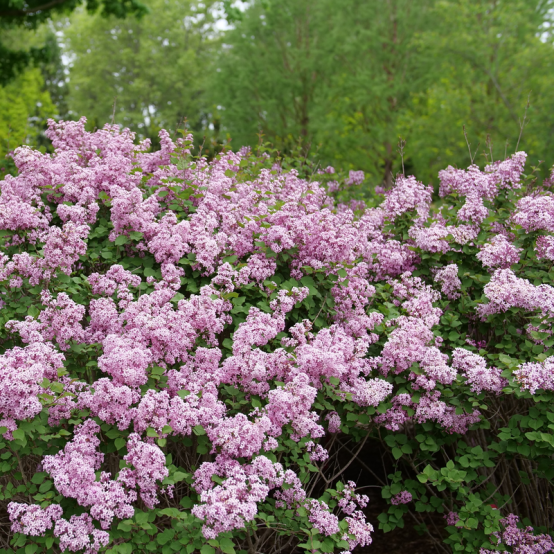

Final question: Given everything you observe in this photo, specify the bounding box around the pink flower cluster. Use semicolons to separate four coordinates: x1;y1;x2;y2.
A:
480;514;554;554
477;235;521;269
9;505;109;554
42;420;136;528
0;342;64;439
478;269;554;319
434;263;461;300
2;118;552;552
391;491;413;505
452;349;506;394
338;481;369;515
514;357;554;394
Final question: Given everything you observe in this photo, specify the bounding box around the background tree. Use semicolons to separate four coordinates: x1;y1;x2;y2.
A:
400;0;554;185
4;0;554;187
0;25;62;177
210;0;332;154
0;0;146;85
211;0;436;186
38;30;70;121
0;67;56;174
63;0;219;146
213;0;554;188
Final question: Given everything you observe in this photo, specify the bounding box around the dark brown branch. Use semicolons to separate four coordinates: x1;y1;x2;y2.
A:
0;0;68;17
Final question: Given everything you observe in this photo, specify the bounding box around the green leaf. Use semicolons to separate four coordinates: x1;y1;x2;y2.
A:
39;481;52;492
300;275;321;297
115;438;126;450
200;546;215;554
117;521;132;532
50;382;64;393
173;471;189;482
135;512;149;524
31;472;46;484
223;338;233;349
12;428;25;441
115;235;129;246
401;443;413;454
219;537;236;554
180;496;193;509
156;529;175;545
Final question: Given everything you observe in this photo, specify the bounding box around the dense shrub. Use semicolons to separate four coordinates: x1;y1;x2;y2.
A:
0;118;554;554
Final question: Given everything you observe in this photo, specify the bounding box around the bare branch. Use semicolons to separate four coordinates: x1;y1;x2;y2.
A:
111;97;117;125
463;125;475;165
0;0;67;17
516;92;532;152
397;136;406;175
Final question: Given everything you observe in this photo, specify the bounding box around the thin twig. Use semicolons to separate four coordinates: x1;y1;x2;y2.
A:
398;136;406;175
486;134;493;163
111;97;117;125
515;92;532;151
463;125;474;164
198;136;206;158
310;292;328;325
326;435;369;484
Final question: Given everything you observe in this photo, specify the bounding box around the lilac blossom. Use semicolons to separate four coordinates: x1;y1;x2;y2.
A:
391;491;413;505
477;235;522;269
480;513;554;554
434;264;461;299
2;118;551;553
452;349;507;394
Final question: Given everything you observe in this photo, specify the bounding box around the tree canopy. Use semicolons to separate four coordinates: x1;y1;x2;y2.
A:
212;0;554;187
63;0;218;145
2;0;554;188
0;0;147;85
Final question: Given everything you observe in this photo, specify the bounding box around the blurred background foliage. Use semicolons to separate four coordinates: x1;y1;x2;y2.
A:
1;0;554;189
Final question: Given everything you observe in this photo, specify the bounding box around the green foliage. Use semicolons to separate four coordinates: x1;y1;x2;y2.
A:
213;0;554;188
0;67;56;173
63;0;218;147
0;139;370;554
400;0;554;186
0;0;147;85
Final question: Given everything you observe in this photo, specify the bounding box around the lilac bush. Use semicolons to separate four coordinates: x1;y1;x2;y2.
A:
0;118;553;553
